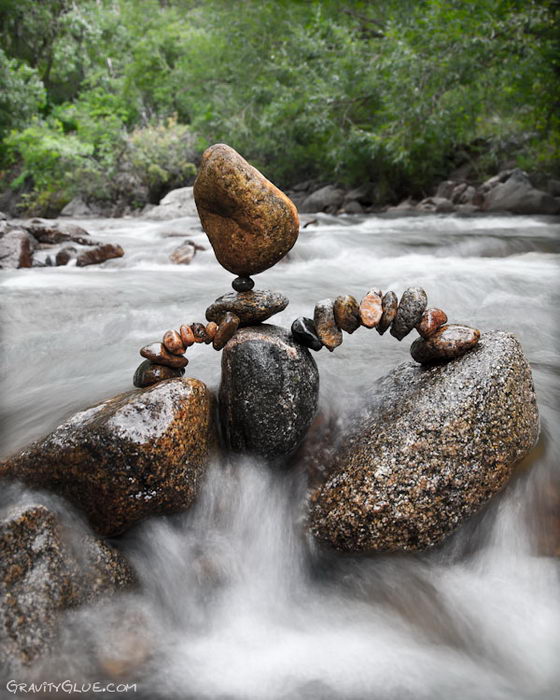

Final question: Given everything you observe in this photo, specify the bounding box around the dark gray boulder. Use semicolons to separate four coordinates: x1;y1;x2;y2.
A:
483;169;560;215
310;331;539;552
219;325;319;459
300;185;346;214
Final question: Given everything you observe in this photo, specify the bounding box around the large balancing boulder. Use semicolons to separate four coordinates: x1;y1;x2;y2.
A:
219;325;319;459
0;378;215;536
193;144;299;276
310;331;539;552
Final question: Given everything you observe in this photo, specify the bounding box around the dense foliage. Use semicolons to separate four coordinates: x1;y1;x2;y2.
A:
0;0;558;214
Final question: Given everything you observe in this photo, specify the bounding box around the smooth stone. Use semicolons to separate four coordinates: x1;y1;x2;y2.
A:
0;502;135;669
213;312;240;350
291;317;322;351
359;289;383;328
180;324;195;347
193;144;299;276
376;291;398;335
191;322;209;343
410;324;480;364
232;276;255;292
162;329;185;355
219;325;319;458
205;322;218;343
133;360;185;387
205;290;289;325
0;229;36;269
333;295;360;334
314;299;342;352
416;307;448;339
390;287;428;340
169;240;196;265
310;331;540;552
55;245;77;266
0;378;215;536
76;243;124;267
140;342;188;368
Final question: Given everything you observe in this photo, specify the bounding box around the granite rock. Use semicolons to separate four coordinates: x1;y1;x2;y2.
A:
390;287;428;340
410;324;480;364
206;290;289;326
314;299;342;351
333;295;360;334
0;228;36;269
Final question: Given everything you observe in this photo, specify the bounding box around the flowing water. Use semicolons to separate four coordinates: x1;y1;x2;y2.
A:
1;212;560;699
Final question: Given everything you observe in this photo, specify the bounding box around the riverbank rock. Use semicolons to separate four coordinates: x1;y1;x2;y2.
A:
219;325;319;459
60;197;93;217
300;185;346;214
310;331;539;552
0;228;36;269
0;502;134;669
194;144;299;276
0;378;215;536
146;186;199;220
482;168;560;215
24;219;94;245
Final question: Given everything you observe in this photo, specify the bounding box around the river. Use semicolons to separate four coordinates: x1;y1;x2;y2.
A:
1;212;559;699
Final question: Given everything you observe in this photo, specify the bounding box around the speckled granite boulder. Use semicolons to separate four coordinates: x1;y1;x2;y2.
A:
194;144;299;276
0;378;215;536
310;331;539;552
219;325;319;459
0;502;134;668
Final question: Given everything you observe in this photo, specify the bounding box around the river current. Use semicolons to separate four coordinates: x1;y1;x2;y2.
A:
1;212;559;699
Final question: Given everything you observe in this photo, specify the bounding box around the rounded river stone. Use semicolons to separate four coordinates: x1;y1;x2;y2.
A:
376;291;398;335
333;295;360;334
359;289;383;328
314;299;342;352
162;329;185;355
205;290;289;326
193;144;299;276
410;324;480;364
416;307;448;339
140;342;188;369
310;331;540;552
232;276;255;292
291;317;322;351
213;312;240;350
390;287;428;340
133;360;185;387
219;325;319;459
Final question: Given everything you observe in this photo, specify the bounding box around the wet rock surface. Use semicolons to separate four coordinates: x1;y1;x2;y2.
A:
333;295;360;334
76;243;124;267
291;317;323;351
219;325;319;459
133;360;185;387
213;312;240;350
140;342;188;368
359;289;383;328
194;144;299;276
0;502;134;669
377;291;398;335
232;276;255;292
416;307;448;339
391;287;428;340
314;299;342;351
206;290;289;325
411;324;480;364
0;378;215;536
310;331;540;552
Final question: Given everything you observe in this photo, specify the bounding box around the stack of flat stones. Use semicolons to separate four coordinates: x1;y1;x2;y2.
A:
291;287;480;365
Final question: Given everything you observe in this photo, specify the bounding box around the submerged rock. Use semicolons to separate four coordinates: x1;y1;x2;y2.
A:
310;331;539;552
0;228;36;269
206;289;289;325
194;144;299;276
219;325;319;459
76;243;124;267
0;379;215;536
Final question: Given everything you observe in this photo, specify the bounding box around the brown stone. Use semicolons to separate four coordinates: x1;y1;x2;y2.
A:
314;299;342;352
193;144;299;276
205;290;289;325
410;324;481;364
191;322;208;343
0;378;215;536
76;244;124;267
169;240;196;265
0;229;36;269
162;329;185;355
140;342;188;368
205;322;218;343
133;360;185;388
416;308;448;339
180;324;195;347
376;291;398;335
359;289;383;328
333;295;360;334
213;312;240;350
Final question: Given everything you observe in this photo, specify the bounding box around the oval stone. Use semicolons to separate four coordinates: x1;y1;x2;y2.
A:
291;317;322;351
191;323;208;343
416;307;448;339
390;287;428;341
193;144;299;276
180;324;195;348
410;324;481;364
232;276;255;292
213;312;240;350
133;360;185;388
314;299;342;352
359;289;383;328
205;290;289;326
205;322;218;343
376;291;398;335
162;329;185;356
333;295;360;334
140;343;188;369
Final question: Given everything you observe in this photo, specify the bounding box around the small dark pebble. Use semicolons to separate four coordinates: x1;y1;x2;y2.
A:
133;360;185;388
232;276;255;292
291;317;323;351
191;323;208;343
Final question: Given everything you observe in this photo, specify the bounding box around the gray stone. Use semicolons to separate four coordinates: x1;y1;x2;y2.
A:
300;185;346;214
0;228;36;269
60;197;93;217
390;287;428;340
23;220;93;246
219;325;319;459
483;168;560;215
145;186;198;220
169;240;196;265
206;290;289;326
310;331;539;552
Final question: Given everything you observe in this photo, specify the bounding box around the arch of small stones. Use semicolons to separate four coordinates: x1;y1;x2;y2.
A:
133;275;479;388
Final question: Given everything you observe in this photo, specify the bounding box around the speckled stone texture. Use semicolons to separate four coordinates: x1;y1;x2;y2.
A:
219;325;319;459
310;331;539;552
194;144;299;276
0;378;215;536
0;503;134;669
206;289;289;325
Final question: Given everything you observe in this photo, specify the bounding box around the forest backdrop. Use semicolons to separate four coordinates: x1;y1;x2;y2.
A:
0;0;559;215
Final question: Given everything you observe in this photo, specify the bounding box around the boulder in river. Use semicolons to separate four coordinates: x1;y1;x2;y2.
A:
0;501;134;669
0;378;215;536
169;240;197;265
194;144;299;276
310;331;539;552
0;228;36;269
482;169;560;215
76;243;124;267
300;185;346;214
219;325;319;459
146;186;199;220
